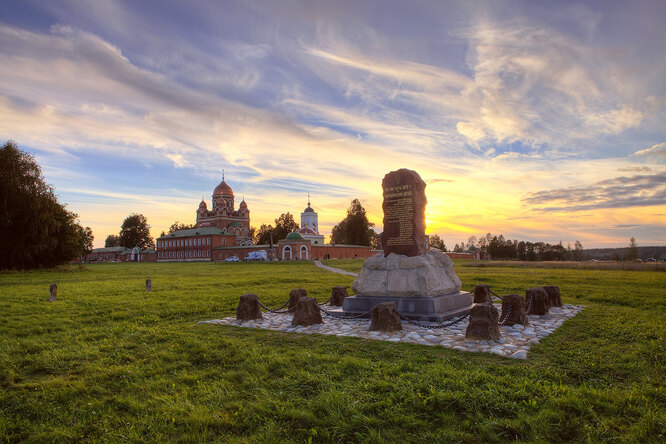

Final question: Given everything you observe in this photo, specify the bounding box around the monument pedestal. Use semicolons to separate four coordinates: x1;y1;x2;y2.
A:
342;250;473;322
341;291;472;322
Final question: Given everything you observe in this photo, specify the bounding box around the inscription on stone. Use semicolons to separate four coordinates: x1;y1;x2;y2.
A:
381;169;427;257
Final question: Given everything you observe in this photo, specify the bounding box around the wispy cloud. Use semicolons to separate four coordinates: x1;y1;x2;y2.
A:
634;142;666;158
523;172;666;211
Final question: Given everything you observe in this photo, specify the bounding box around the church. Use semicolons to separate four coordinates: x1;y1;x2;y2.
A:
155;173;375;262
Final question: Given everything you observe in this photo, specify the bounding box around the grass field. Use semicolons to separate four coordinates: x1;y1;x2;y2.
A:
1;260;664;442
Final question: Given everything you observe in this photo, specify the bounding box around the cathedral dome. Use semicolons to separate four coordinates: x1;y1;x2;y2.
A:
199;199;207;209
298;227;316;235
285;231;304;240
303;206;315;213
213;179;234;196
239;199;248;209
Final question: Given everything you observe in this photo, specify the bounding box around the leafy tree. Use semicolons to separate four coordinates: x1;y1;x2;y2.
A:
465;236;477;250
572;240;584;261
255;223;274;245
168;221;194;234
119;213;154;249
330;199;374;246
453;243;463;252
77;225;94;256
105;234;120;247
255;213;300;245
625;237;639;261
274;212;299;241
429;234;447;251
0;140;83;269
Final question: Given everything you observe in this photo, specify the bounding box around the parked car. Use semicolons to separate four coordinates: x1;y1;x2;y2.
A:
225;256;239;262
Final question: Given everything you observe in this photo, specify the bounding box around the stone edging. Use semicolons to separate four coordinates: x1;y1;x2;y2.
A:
200;303;584;359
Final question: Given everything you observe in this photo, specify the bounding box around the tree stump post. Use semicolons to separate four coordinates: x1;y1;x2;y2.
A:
291;297;323;326
288;289;308;309
541;286;562;307
525;288;549;315
236;294;263;321
49;284;57;302
465;303;501;340
330;286;348;306
146;278;152;292
500;294;529;326
472;284;492;303
369;302;402;332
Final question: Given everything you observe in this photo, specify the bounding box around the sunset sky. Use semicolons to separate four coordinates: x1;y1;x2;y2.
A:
1;0;664;249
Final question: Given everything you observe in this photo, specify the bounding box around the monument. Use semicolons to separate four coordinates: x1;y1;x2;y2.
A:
342;169;473;321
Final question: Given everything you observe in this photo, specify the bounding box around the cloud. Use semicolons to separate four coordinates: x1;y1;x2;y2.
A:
618;166;653;173
522;172;666;211
634;142;666;157
427;178;455;184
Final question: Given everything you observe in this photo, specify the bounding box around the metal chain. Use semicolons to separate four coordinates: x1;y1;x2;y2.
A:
525;294;534;315
397;312;469;329
499;303;512;325
318;304;374;319
257;299;294;314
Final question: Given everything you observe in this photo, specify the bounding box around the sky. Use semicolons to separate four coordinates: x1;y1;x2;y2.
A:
1;0;665;249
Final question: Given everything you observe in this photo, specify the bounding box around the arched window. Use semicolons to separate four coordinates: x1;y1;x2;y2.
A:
282;245;292;260
300;245;308;260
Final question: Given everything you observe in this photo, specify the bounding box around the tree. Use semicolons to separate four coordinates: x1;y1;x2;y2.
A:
119;213;154;249
330;199;374;246
77;225;94;256
369;229;380;249
572;240;584;261
0;140;83;269
273;212;299;241
255;223;274;245
625;237;639;261
429;234;447;251
168;221;194;234
453;243;464;252
105;234;120;247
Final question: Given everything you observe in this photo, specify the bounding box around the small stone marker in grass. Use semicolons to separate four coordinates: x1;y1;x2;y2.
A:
146;278;151;292
291;296;323;326
236;294;262;321
465;303;501;340
501;294;529;326
330;286;348;306
526;287;549;315
369;302;402;332
288;289;307;310
542;285;562;307
49;283;57;302
473;284;492;303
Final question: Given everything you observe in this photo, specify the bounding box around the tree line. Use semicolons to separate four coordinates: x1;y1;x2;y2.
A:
450;233;587;261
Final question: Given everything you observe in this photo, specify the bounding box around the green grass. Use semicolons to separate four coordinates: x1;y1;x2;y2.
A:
1;260;664;442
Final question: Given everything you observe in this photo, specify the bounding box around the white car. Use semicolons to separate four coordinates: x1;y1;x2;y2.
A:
225;256;239;262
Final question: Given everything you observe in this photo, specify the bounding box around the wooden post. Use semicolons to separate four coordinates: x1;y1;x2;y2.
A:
49;284;57;302
146;278;152;292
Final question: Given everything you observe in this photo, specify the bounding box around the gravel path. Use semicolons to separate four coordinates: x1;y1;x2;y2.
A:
313;260;359;277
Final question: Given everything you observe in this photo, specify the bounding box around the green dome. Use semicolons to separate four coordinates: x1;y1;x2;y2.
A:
285;231;304;240
228;221;244;227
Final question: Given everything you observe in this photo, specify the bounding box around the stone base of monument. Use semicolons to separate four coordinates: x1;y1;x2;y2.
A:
341;291;472;322
341;250;473;322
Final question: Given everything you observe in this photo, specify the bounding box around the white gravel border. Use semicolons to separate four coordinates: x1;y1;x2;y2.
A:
200;303;584;359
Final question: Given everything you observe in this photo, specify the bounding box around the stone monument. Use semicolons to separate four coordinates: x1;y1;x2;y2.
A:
342;169;473;321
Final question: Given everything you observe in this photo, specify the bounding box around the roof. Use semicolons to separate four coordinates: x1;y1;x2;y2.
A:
285;231;304;240
298;226;317;235
303;206;315;213
228;221;244;227
91;247;130;253
213;179;234;196
158;227;226;239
